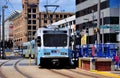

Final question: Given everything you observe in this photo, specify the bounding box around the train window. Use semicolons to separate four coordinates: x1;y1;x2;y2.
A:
23;46;27;49
44;34;67;47
37;36;41;47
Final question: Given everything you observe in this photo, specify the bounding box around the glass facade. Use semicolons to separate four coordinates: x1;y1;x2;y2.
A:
109;0;120;8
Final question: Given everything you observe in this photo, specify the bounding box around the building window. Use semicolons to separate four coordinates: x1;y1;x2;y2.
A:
76;0;87;5
44;20;47;23
69;21;72;25
33;31;36;35
60;15;63;18
33;26;36;30
64;15;67;18
33;14;36;18
22;5;24;8
76;1;108;18
50;14;53;18
110;0;120;8
28;14;31;18
28;9;31;13
56;15;59;18
44;14;47;18
33;20;36;24
28;26;31;30
28;20;31;24
73;20;75;24
33;9;36;13
110;17;119;24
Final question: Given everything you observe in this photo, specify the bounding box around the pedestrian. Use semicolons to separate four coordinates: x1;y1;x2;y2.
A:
91;45;95;57
114;54;119;70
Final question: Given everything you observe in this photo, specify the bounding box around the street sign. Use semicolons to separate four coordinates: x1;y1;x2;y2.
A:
100;25;119;31
100;25;110;29
117;33;120;41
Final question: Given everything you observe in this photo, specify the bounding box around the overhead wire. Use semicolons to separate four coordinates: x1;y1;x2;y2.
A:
4;0;17;17
51;0;59;4
7;0;16;11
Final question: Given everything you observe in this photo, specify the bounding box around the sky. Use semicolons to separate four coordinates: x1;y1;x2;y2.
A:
0;0;75;17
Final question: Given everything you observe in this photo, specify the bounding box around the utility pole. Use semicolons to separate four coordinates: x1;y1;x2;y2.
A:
2;5;8;59
97;0;101;44
102;12;104;44
92;10;95;44
0;12;1;58
118;3;120;57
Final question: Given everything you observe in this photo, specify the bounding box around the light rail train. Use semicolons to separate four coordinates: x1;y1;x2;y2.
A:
22;40;35;58
34;27;73;67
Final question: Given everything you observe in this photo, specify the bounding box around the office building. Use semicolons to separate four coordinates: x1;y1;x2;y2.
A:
76;0;120;44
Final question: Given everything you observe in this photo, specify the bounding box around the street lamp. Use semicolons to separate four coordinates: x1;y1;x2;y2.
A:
2;5;8;59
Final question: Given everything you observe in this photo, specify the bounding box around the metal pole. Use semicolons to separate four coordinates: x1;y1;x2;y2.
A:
2;5;8;59
92;10;95;44
102;12;104;44
101;12;104;53
0;15;1;42
118;3;120;57
0;14;1;58
97;0;101;44
2;7;5;59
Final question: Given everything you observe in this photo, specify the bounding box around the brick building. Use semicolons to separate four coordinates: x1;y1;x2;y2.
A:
13;0;74;48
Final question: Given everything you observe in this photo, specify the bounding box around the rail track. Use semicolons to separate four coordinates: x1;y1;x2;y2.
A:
47;67;112;78
0;60;9;78
0;58;32;78
0;58;114;78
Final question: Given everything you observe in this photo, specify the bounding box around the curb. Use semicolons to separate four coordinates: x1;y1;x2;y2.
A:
91;70;120;78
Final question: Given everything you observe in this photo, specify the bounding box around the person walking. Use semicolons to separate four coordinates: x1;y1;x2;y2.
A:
114;54;119;70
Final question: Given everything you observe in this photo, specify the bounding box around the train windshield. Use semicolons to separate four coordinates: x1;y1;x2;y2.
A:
43;34;67;47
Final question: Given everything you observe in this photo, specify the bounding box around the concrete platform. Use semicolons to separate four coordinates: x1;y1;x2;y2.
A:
78;57;115;71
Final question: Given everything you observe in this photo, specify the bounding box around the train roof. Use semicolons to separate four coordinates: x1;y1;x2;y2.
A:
35;27;70;37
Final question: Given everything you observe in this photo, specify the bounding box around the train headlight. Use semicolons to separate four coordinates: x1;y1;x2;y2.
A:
44;52;50;55
61;52;67;55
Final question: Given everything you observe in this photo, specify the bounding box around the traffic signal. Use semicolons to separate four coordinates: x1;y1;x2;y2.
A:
93;28;99;34
86;27;89;33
